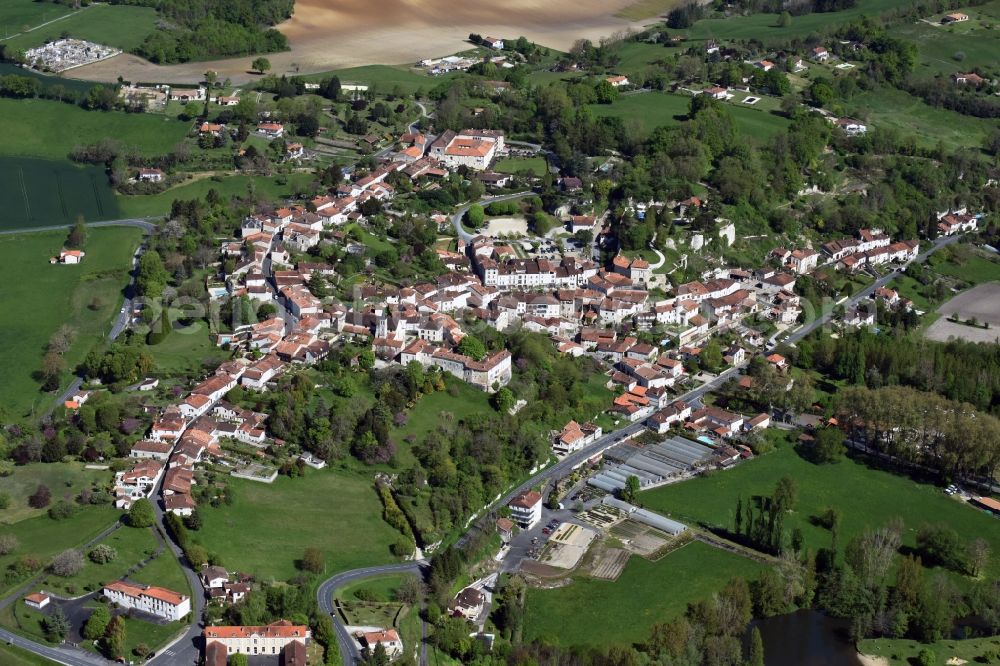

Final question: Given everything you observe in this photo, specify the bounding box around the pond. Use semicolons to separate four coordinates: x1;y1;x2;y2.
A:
752;609;864;666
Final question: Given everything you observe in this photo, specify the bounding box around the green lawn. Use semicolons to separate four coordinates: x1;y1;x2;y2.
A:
129;533;191;596
337;573;412;603
859;635;1000;665
932;253;1000;285
0;462;108;524
0;507;119;597
36;526;159;597
118;173;313;217
616;0;686;20
0;641;54;666
304;65;456;95
3;4;157;52
494;156;548;176
847;89;996;151
641;442;1000;579
0;98;189;161
0;1;73;34
524;541;764;647
196;468;401;583
392;381;492;449
143;325;230;376
0;227;142;419
588;92;789;139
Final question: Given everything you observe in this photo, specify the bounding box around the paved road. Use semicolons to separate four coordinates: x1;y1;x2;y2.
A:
146;477;206;666
316;562;427;665
0;218;157;237
450;192;533;242
780;234;961;348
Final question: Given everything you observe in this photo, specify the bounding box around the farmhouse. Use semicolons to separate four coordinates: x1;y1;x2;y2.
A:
941;12;969;23
606;75;630;87
257;122;285;138
24;593;50;610
450;587;485;620
483;36;504;49
811;46;829;61
952;72;986;86
53;249;85;265
138;168;165;183
361;629;403;659
103;580;191;621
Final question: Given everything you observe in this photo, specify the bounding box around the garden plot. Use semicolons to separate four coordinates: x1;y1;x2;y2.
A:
610;520;672;557
586;544;631;580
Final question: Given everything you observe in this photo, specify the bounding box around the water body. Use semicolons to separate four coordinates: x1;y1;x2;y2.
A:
753;610;863;666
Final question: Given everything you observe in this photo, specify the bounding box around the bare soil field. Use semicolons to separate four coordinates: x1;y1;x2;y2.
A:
924;282;1000;344
68;0;644;85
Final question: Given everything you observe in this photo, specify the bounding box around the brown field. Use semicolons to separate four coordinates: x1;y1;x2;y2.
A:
924;282;1000;344
68;0;647;84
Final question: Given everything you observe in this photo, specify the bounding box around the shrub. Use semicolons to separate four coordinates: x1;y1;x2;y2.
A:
127;498;156;527
89;544;118;565
28;484;52;509
0;535;19;555
51;549;84;577
48;500;75;520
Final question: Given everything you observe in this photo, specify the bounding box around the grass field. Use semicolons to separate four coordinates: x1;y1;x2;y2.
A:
0;507;118;596
0;98;189;161
931;253;1000;285
524;541;764;647
36;526;159;597
391;381;493;468
3;4;157;52
0;157;120;229
0;462;108;524
129;533;191;595
588;92;789;139
304;65;455;95
860;635;1000;665
680;0;917;42
616;0;685;20
846;89;996;151
144;326;230;376
0;227;142;419
890;2;1000;77
494;156;548;176
118;172;316;218
197;468;400;583
0;1;72;35
641;442;1000;579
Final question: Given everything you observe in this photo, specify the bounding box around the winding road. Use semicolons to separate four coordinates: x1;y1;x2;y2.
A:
450;191;533;242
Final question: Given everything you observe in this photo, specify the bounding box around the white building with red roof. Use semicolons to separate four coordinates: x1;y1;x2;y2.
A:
103;580;191;621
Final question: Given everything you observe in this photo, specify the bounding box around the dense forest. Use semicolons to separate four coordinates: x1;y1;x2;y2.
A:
109;0;292;63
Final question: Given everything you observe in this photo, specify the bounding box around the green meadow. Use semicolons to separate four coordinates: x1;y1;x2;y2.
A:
0;227;142;419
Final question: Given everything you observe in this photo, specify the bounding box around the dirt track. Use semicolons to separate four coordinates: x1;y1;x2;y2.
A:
67;0;645;84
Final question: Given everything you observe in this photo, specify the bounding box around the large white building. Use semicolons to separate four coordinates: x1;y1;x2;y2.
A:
204;621;310;657
509;490;543;529
103;580;191;622
429;129;504;170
